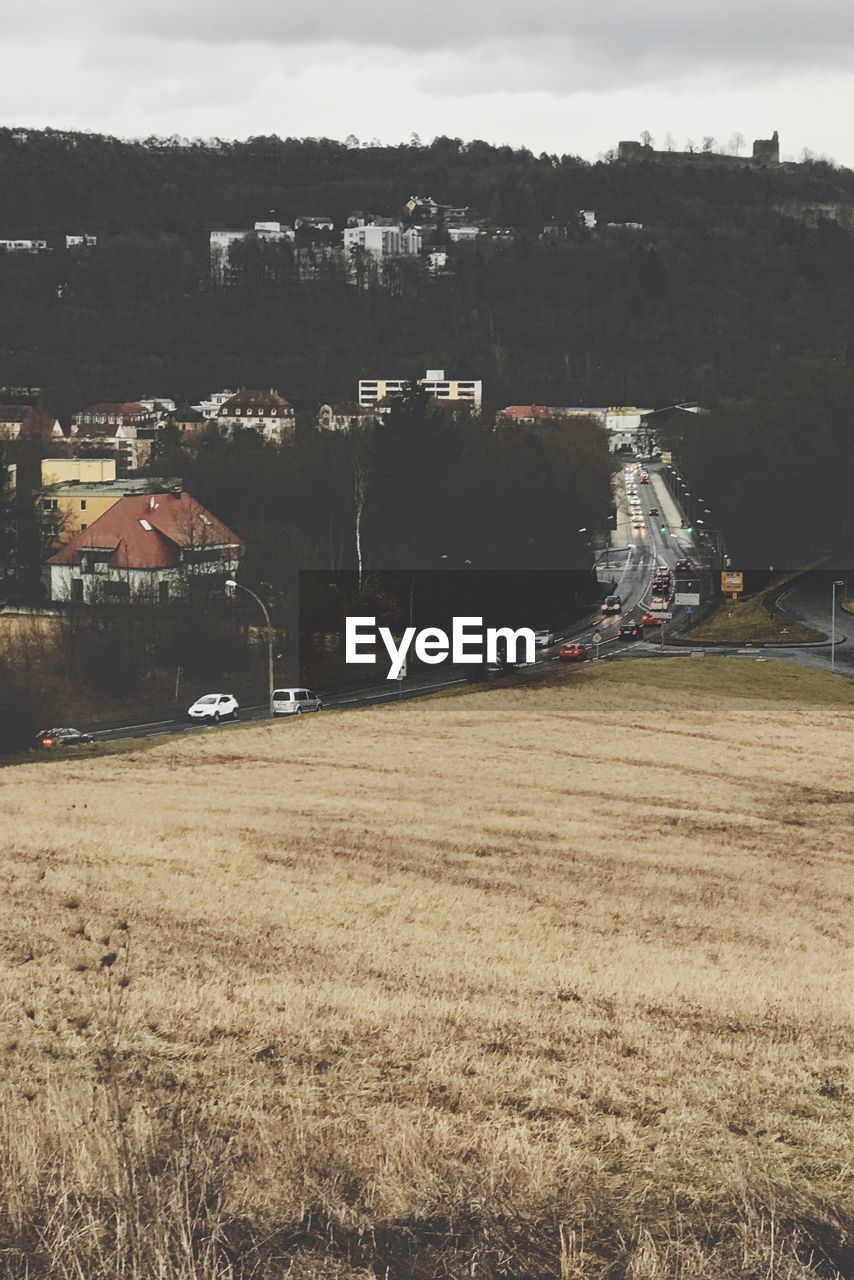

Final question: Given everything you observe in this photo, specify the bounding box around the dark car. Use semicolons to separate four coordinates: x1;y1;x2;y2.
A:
648;507;660;516
36;727;95;749
618;622;644;640
675;558;694;572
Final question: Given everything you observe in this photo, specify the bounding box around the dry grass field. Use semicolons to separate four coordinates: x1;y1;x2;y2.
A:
1;658;853;1279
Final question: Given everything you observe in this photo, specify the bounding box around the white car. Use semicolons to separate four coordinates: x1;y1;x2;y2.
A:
272;688;323;715
534;630;555;649
188;693;239;723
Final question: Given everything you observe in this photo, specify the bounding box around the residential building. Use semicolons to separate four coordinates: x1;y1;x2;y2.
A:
71;402;156;433
66;234;97;248
315;403;378;432
138;397;176;416
40;471;183;542
0;239;48;254
343;223;422;259
428;250;449;273
359;369;482;411
0;405;64;441
209;221;294;283
294;215;335;231
579;210;597;230
41;458;117;486
192;389;236;419
69;402;159;473
45;489;242;605
404;196;445;220
215;389;295;442
447;226;481;242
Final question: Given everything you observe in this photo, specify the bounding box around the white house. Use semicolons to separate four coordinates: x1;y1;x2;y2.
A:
0;239;48;253
215;389;295;443
45;490;242;605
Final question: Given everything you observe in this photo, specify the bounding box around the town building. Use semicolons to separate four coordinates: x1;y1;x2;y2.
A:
0;405;64;441
209;221;294;283
0;239;48;254
45;489;242;605
66;234;97;249
69;402;159;473
215;389;295;443
343;223;422;259
358;369;482;411
40;462;183;542
192;389;236;419
447;226;481;242
315;403;378;431
403;196;446;221
498;403;652;453
294;216;335;231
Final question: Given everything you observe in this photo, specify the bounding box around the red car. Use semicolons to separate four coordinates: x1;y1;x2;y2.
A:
559;643;589;662
641;612;663;627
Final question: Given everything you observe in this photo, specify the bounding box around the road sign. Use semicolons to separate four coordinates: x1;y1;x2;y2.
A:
592;631;602;644
721;571;744;594
675;592;700;606
651;610;673;619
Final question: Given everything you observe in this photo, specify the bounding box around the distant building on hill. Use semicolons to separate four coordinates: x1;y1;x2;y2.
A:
343;223;421;259
209;221;294;283
617;131;780;167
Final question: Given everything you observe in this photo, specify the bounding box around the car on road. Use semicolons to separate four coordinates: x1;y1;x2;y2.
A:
675;558;694;572
36;727;94;749
187;693;239;723
641;612;663;627
602;595;622;614
272;688;323;715
639;472;650;484
558;642;589;662
534;629;555;649
618;622;644;640
648;507;659;516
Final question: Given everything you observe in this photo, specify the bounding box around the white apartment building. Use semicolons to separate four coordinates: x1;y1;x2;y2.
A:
343;223;422;259
447;226;480;242
192;389;236;419
66;234;97;248
0;239;48;253
209;221;294;281
358;369;482;411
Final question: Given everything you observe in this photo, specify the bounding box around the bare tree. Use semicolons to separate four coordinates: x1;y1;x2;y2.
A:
702;135;716;153
640;130;654;148
731;131;745;156
346;430;371;588
685;138;696;154
665;132;676;152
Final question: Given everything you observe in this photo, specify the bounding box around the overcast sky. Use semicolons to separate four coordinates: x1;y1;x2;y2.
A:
2;0;853;165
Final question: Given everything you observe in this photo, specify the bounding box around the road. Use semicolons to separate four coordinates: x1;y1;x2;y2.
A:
90;462;702;747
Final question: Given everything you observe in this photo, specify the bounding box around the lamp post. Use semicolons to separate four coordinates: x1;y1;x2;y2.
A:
831;579;845;671
226;579;274;715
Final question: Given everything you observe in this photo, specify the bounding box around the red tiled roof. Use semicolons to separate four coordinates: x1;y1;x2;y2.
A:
47;491;242;570
499;405;554;420
218;389;293;415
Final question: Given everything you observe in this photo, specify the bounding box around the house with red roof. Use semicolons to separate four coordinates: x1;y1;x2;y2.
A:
44;489;242;605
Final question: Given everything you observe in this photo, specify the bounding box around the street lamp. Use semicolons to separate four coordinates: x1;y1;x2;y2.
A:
831;579;845;671
226;579;275;715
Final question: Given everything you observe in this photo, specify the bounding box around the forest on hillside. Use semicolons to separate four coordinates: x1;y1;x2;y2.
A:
2;128;854;568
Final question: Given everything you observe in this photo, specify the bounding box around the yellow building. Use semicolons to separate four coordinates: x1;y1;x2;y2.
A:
41;457;117;486
40;465;182;542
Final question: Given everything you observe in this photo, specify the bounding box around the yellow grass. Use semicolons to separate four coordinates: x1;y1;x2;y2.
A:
1;659;852;1278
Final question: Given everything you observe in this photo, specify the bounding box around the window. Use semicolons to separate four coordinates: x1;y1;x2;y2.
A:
80;523;88;530
42;498;58;511
80;500;87;511
104;581;130;599
158;581;169;606
71;579;83;602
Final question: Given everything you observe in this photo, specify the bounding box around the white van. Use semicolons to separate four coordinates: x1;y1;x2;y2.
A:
272;688;323;716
